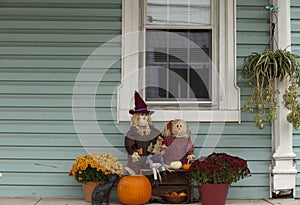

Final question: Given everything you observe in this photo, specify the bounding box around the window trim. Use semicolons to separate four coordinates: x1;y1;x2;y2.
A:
118;0;240;123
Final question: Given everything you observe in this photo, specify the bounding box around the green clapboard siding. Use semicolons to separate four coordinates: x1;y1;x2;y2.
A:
235;0;271;199
0;0;122;198
0;0;272;199
291;0;300;198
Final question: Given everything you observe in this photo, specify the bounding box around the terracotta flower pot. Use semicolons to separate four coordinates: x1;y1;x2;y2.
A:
82;181;106;202
198;184;230;205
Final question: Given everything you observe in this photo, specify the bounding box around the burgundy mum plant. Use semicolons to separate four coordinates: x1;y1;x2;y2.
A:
188;153;251;185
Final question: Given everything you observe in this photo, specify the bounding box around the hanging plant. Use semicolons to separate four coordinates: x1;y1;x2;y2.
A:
242;48;300;129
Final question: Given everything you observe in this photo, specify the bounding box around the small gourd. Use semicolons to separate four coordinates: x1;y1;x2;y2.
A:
117;167;152;205
170;161;182;170
182;163;191;171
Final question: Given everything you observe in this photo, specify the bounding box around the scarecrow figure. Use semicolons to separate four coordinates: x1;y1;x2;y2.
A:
125;91;160;174
161;119;195;166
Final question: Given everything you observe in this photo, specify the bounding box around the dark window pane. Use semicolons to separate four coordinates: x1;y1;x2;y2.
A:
146;29;212;101
190;67;209;99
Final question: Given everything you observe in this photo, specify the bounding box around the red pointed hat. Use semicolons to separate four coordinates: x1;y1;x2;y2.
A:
129;91;154;115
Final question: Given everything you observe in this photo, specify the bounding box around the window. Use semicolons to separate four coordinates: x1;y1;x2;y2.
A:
118;0;240;122
145;0;212;103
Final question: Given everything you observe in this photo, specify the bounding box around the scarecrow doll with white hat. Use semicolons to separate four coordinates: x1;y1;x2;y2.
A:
125;91;160;174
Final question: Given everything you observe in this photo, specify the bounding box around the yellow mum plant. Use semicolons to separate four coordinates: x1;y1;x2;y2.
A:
69;152;123;183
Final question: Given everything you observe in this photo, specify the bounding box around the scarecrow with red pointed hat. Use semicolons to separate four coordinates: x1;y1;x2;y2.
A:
125;91;160;174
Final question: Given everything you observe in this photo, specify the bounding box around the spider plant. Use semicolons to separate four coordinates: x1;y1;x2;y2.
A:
242;49;300;129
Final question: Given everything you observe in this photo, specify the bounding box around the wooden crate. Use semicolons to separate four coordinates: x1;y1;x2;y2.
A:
142;169;194;203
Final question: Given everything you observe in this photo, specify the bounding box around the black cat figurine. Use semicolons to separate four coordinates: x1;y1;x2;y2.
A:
91;174;119;205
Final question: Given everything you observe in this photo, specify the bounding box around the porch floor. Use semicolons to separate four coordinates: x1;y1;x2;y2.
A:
0;198;299;205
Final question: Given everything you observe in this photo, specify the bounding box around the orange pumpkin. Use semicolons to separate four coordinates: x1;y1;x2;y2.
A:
182;164;191;170
117;174;152;205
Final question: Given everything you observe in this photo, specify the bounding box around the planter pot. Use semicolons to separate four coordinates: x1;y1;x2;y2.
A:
82;181;106;202
198;184;230;205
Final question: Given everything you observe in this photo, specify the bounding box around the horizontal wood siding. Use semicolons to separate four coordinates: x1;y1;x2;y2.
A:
0;0;272;199
0;0;123;197
233;0;271;199
291;0;300;198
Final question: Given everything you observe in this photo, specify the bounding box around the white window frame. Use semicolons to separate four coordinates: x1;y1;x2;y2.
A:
118;0;240;123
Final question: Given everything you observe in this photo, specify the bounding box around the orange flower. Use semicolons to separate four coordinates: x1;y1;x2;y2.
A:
68;152;124;183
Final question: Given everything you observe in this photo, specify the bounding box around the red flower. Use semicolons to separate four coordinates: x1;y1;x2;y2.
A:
188;153;251;185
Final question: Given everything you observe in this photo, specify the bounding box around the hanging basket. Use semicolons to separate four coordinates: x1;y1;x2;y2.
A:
198;184;230;205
